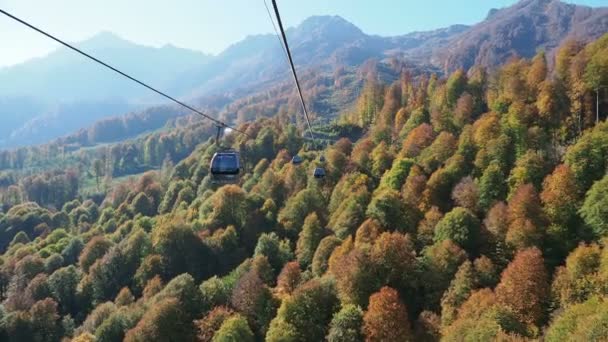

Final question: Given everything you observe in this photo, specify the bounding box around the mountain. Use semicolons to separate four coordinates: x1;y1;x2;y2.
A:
6;100;135;147
170;0;607;100
430;0;608;72
0;32;210;102
167;15;469;104
168;16;374;98
1;0;607;149
0;32;210;148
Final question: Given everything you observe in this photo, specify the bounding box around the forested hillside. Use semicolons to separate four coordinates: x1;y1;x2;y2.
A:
0;33;607;342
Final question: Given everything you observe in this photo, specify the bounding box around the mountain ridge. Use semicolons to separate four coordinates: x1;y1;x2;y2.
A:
0;33;211;147
434;0;608;72
1;0;606;149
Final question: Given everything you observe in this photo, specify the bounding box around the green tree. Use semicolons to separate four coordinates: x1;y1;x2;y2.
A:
440;261;478;326
380;158;415;190
131;192;155;216
95;309;136;342
327;304;364;342
134;254;163;290
552;243;603;307
370;142;393;178
93;159;104;189
296;213;325;268
545;296;608;342
266;279;339;342
565;122;608;189
3;311;34;342
419;132;458;173
199;185;248;230
78;301;117;335
278;188;326;237
212;315;255;342
420;240;468;311
478;161;506;210
44;254;64;274
151;219;214;280
254;232;293;275
580;174;608;237
10;231;30;247
434;207;480;252
366;188;414;232
584;34;608;94
312;236;342;277
507;150;548;195
151;273;204;321
446;69;468;107
47;266;81;316
61;237;84;265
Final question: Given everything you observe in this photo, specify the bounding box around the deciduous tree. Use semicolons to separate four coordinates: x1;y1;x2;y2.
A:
495;247;549;326
580;174;608;237
327;304;364;342
363;287;412;342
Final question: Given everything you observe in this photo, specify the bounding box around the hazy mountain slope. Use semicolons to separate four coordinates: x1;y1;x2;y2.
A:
0;97;45;146
0;32;210;102
0;33;210;148
7;100;137;147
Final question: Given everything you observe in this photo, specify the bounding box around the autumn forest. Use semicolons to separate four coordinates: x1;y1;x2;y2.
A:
0;31;607;342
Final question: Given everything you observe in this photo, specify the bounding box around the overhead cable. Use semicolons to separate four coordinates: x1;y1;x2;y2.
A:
270;0;317;143
0;8;250;137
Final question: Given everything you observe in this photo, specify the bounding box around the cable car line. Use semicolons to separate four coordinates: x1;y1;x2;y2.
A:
269;1;326;177
0;8;250;138
263;0;290;66
270;0;316;143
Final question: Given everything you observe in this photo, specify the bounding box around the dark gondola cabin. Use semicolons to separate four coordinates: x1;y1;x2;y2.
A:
210;151;241;183
313;167;326;179
292;155;303;165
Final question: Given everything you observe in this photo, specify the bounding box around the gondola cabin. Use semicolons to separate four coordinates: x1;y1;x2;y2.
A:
291;155;303;165
210;151;241;183
313;167;326;179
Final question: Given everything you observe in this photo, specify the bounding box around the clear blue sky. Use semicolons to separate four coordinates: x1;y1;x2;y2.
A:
0;0;605;67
